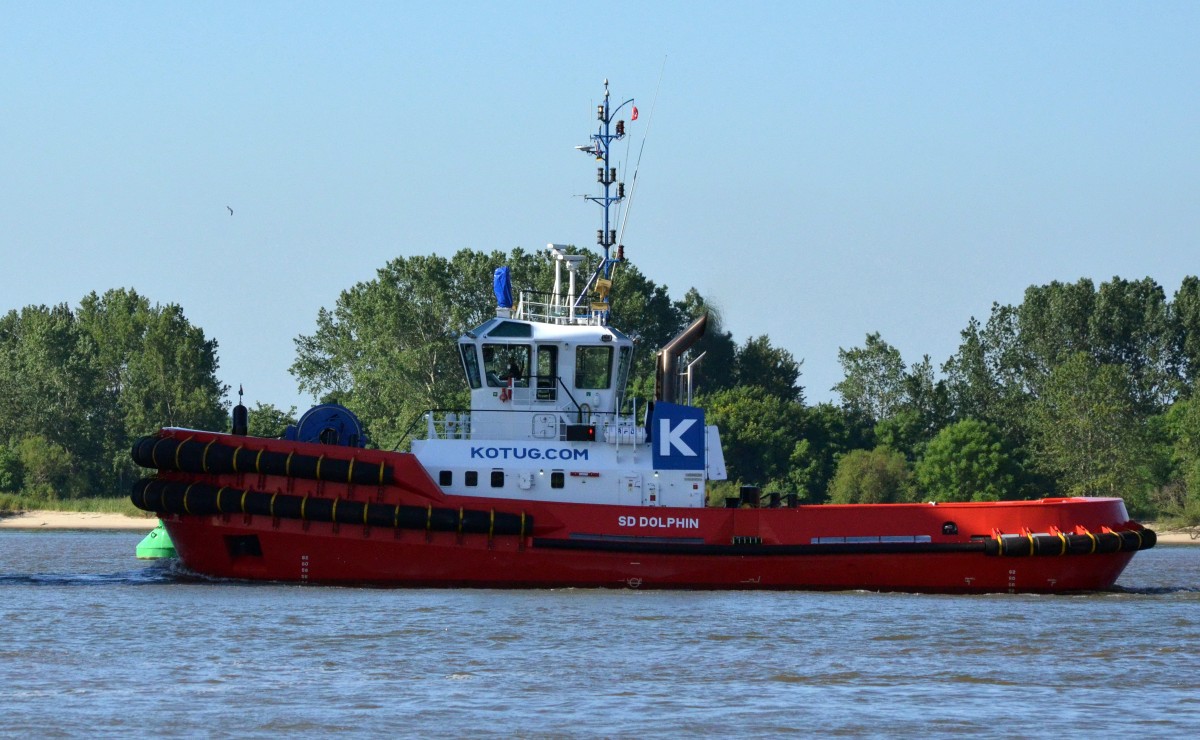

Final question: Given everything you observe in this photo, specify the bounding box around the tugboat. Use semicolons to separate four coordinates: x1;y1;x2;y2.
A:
131;82;1154;592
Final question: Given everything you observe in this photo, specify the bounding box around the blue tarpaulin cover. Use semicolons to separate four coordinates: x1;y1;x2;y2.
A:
493;266;513;308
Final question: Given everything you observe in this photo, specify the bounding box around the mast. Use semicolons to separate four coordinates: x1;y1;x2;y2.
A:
575;79;634;311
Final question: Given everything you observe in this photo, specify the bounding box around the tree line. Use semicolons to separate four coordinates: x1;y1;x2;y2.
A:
3;254;1198;523
711;276;1200;522
0;290;228;500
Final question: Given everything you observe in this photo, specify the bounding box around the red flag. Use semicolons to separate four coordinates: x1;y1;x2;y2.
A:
631;106;638;121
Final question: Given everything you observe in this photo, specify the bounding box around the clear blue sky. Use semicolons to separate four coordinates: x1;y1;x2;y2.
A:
3;1;1198;413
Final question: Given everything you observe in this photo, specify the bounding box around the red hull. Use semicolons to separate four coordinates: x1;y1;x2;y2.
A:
163;514;1136;593
137;429;1150;593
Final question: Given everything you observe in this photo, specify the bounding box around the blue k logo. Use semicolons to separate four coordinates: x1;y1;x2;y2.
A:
651;402;705;470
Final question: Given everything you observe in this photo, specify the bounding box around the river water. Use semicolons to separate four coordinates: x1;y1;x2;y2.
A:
1;531;1196;737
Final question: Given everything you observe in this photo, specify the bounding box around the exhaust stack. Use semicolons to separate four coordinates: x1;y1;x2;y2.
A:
654;314;708;404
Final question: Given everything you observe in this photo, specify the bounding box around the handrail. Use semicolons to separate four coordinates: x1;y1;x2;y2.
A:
422;407;633;442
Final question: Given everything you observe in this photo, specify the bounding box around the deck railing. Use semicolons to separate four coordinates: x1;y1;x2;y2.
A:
515;290;607;326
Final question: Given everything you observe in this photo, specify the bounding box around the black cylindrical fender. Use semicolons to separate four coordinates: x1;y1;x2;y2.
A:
130;478;531;536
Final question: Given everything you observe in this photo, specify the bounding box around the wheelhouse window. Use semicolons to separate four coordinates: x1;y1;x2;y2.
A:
459;344;482;389
483;344;531;387
575;346;613;389
486;321;533;338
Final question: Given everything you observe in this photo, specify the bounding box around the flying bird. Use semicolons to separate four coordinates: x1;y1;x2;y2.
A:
227;206;233;216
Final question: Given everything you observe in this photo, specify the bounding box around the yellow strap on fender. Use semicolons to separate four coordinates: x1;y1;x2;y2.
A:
426;505;433;533
255;448;265;474
1086;532;1097;554
1132;530;1143;549
151;438;168;469
347;457;356;484
331;498;338;523
316;455;325;480
393;504;401;529
215;486;227;513
232;446;244;473
202;439;217;474
183;483;196;515
240;489;249;513
1057;532;1068;556
378;462;385;486
363;501;370;526
520;511;527;539
270;492;278;518
458;507;464;536
489;510;495;540
300;495;308;520
286;452;294;477
175;436;192;470
1027;532;1035;557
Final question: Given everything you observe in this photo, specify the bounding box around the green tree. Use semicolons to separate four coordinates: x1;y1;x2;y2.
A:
734;335;804;403
787;403;874;503
0;292;228;497
834;332;906;422
1015;279;1096;385
79;290;228;489
1174;276;1200;387
701;386;805;489
14;434;88;501
292;254;469;448
0;444;22;492
246;403;298;439
1030;353;1150;503
0;304;106;490
914;419;1018;502
874;409;928;463
836;334;947;462
1090;277;1178;411
827;447;911;504
1160;396;1200;522
943;307;1031;432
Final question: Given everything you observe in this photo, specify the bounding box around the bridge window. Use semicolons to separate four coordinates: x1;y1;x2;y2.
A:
465;471;478;487
459;345;482;389
490;470;505;488
439;470;452;486
483;344;531;387
487;321;533;338
551;471;565;489
575;346;613;389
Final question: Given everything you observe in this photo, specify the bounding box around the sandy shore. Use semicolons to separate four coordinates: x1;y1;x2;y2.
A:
1143;525;1200;545
0;511;160;531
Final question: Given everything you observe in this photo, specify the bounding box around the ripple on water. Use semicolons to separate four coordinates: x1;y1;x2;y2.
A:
1;534;1198;736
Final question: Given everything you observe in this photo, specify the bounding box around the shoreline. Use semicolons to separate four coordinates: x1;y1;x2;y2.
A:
0;511;159;531
1143;526;1200;546
0;510;1197;543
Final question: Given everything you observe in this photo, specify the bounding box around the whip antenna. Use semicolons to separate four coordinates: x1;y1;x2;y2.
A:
616;56;666;251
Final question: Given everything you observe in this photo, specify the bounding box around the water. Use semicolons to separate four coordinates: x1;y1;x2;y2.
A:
1;532;1197;738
